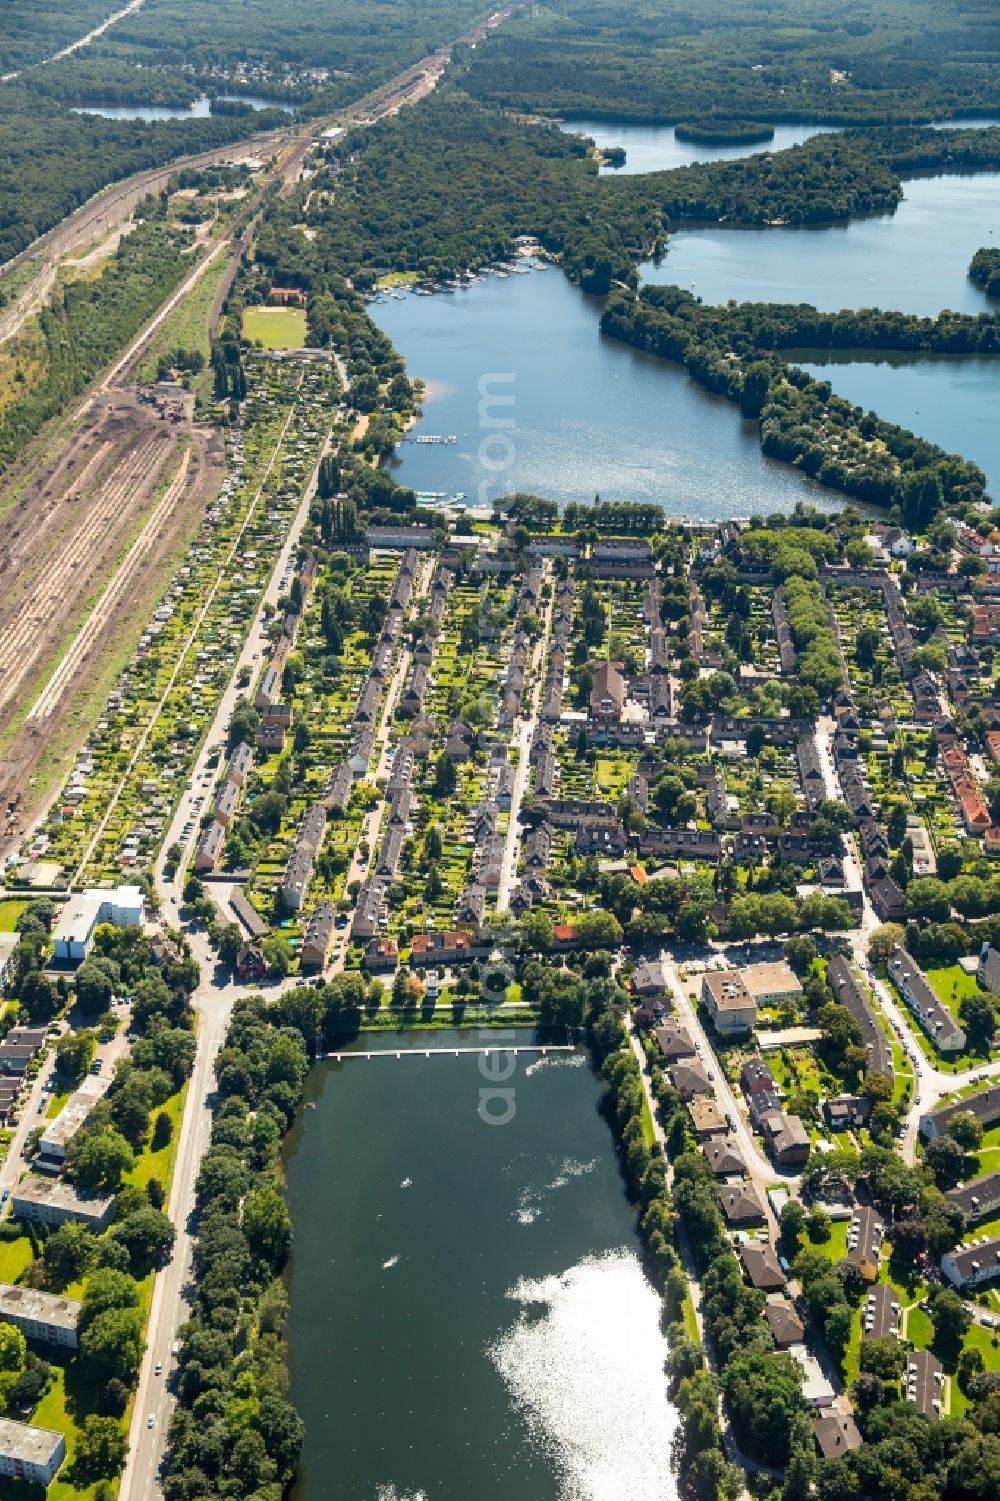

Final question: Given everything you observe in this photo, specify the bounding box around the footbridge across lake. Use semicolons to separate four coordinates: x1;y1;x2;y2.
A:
326;1044;578;1062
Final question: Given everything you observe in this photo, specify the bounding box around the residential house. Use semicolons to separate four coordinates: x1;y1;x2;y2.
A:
946;1170;1000;1226
977;942;1000;997
905;1350;944;1418
703;1136;746;1177
653;1021;696;1062
351;880;386;940
761;1112;811;1167
823;1094;872;1131
811;1411;863;1460
921;1084;1000;1140
364;937;398;974
739;1243;787;1290
670;1059;713;1101
847;1205;885;1281
862;1283;900;1341
941;1239;1000;1290
300;903;336;970
631;961;668;998
887;946;967;1054
51;886;144;962
718;1182;767;1226
280;805;327;912
765;1298;805;1347
589;662;627;725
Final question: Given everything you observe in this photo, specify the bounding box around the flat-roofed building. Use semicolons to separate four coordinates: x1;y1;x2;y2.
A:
12;1178;114;1230
0;1418;65;1485
51;885;144;962
40;1082;108;1162
0;1284;80;1349
741;962;802;1008
789;1345;836;1408
702;970;757;1036
688;1096;726;1137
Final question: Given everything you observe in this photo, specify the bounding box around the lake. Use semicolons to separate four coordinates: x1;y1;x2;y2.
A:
370;271;827;515
558;116;1000;175
284;1032;677;1501
558;118;839;173
795;354;1000;494
72;93;290;121
643;173;1000;317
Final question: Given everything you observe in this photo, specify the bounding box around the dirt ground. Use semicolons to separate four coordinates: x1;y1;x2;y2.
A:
0;388;223;858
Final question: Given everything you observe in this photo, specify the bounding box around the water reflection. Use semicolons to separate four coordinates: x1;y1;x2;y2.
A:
491;1253;677;1501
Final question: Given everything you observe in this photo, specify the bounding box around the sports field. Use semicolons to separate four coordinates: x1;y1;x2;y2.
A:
242;305;307;349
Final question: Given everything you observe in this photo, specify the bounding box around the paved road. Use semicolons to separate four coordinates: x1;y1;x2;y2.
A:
496;562;553;912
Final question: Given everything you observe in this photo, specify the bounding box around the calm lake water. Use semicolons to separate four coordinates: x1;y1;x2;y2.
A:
558;118;839;172
73;93;289;121
284;1033;676;1501
796;354;1000;494
558;116;1000;175
644;173;1000;316
370;271;826;515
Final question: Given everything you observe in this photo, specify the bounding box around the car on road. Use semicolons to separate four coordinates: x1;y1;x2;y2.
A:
171;1341;179;1356
155;1361;163;1375
147;1415;155;1430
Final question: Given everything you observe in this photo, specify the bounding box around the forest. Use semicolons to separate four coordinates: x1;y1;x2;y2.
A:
970;247;1000;298
0;88;286;267
457;0;1000;125
259;92;1000;304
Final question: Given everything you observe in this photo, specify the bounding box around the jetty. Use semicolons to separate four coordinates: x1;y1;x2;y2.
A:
327;1044;577;1062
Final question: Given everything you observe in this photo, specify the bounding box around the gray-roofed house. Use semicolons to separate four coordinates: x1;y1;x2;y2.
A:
719;1182;766;1226
703;1136;746;1178
739;1241;786;1288
905;1350;944;1418
765;1298;805;1347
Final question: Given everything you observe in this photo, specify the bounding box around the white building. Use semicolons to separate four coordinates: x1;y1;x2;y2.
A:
0;1418;65;1485
51;885;144;962
39;1078;109;1162
701;970;757;1036
0;1284;80;1349
941;1238;1000;1290
12;1177;115;1230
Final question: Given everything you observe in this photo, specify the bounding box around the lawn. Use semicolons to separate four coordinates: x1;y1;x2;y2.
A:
242;305;307;350
126;1082;187;1192
0;1234;33;1283
0;900;27;932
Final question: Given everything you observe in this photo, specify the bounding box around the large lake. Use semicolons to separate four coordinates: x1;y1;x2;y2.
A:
73;93;289;121
644;173;1000;317
370;271;826;515
558;118;839;172
558;116;1000;175
796;354;1000;494
285;1032;676;1501
372;167;1000;511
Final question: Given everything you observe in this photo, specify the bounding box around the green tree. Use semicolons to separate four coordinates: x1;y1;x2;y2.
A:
73;1416;128;1482
43;1223;96;1289
243;1183;293;1272
71;1127;135;1192
80;1307;144;1385
55;1029;96;1082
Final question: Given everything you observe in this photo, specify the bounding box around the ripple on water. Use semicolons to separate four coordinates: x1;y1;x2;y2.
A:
489;1251;677;1501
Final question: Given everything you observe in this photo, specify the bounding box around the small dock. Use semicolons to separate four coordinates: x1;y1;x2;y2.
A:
327;1044;577;1062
